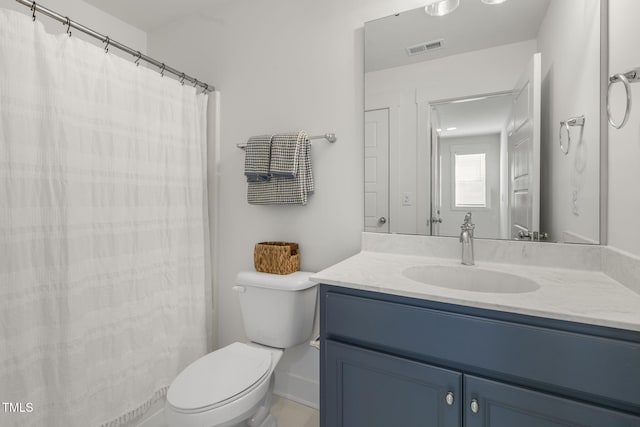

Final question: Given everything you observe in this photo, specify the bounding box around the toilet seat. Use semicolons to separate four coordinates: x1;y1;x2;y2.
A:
167;342;272;413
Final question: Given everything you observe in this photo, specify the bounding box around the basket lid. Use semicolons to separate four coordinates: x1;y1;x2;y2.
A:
236;271;316;291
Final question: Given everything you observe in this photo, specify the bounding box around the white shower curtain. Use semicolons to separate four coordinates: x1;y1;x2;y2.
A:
0;9;209;427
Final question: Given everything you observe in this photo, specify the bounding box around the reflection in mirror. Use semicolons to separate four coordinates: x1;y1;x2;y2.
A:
364;0;603;244
431;93;515;240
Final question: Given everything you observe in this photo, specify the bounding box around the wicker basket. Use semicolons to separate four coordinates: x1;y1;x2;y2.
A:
254;242;300;275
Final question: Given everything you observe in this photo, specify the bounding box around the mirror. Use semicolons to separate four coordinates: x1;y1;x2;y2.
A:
364;0;604;244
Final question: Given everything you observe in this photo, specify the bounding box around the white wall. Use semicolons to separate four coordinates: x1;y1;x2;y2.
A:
537;0;600;244
4;0;146;54
366;40;537;235
608;0;640;257
147;0;429;408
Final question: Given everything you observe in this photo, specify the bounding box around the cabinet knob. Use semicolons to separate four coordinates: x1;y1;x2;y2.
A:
470;399;479;414
445;392;454;406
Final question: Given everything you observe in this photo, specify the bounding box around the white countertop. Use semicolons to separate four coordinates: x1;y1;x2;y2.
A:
311;251;640;332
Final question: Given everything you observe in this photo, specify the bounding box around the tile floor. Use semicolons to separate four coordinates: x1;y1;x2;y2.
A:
145;396;319;427
271;396;319;427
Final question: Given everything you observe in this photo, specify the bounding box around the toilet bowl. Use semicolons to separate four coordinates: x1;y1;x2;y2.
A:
165;271;317;427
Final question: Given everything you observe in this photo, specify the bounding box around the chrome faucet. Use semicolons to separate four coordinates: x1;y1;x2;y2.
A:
460;212;475;266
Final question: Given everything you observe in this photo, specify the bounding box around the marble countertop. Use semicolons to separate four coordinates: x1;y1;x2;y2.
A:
311;251;640;332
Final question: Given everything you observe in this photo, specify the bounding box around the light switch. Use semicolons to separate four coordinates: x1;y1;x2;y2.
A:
402;192;412;206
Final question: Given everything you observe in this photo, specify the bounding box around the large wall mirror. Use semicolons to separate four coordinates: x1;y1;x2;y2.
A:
364;0;606;244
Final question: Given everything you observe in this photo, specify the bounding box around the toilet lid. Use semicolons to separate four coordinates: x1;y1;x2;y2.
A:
167;342;272;411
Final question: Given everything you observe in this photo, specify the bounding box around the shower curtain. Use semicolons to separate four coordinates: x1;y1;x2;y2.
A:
0;9;210;427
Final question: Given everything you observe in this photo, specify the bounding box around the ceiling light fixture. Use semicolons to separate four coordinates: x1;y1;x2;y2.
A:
424;0;460;17
425;0;509;17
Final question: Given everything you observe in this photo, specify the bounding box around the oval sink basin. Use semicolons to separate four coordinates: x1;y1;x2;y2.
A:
402;265;540;294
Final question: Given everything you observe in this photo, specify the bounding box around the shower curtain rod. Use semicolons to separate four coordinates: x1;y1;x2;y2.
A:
15;0;215;93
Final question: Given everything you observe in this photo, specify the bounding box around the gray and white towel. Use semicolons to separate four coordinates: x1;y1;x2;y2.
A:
269;132;305;178
244;134;273;182
247;132;314;205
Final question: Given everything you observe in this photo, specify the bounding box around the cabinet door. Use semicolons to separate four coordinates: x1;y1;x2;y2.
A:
465;375;640;427
323;340;462;427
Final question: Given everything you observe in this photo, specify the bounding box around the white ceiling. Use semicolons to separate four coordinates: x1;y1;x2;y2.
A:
433;94;512;138
84;0;226;31
365;0;551;72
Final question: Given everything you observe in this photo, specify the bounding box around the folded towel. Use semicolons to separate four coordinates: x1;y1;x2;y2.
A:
247;132;314;205
302;137;314;195
269;132;306;178
244;135;273;182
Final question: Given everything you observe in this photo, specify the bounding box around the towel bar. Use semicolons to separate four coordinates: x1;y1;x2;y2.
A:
237;133;336;150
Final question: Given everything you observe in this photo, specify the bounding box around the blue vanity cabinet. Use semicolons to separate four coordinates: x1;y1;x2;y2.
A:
325;339;462;427
465;375;640;427
320;284;640;427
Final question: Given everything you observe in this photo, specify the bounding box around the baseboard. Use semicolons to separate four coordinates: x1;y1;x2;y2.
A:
273;370;319;410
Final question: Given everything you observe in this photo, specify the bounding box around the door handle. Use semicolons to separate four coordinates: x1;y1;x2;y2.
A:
431;217;442;224
378;217;387;225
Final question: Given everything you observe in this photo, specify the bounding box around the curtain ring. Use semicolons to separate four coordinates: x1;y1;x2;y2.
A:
103;36;110;53
201;83;208;94
64;17;72;37
607;73;632;129
134;51;142;67
31;2;36;21
179;73;186;86
559;121;570;155
160;63;166;77
193;79;199;88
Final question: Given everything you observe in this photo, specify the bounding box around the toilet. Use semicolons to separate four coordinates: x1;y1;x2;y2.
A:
165;271;318;427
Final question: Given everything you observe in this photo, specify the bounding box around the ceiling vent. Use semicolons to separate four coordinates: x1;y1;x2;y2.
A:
406;39;444;56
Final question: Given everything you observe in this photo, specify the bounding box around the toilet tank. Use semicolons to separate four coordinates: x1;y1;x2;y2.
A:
234;271;318;349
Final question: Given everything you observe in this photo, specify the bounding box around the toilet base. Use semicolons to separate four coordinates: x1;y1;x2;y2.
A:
216;384;277;427
247;378;277;427
252;413;276;427
166;376;279;427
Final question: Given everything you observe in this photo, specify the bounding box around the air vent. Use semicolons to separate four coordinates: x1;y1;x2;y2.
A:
406;39;444;56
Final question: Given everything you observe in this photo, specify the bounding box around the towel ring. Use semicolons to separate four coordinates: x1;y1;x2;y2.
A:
559;116;585;155
608;68;640;129
607;73;632;129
